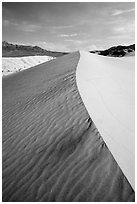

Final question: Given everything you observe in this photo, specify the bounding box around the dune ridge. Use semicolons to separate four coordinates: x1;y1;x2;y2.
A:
2;52;134;201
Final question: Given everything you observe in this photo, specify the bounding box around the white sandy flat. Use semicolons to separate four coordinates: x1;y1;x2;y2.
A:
2;55;54;76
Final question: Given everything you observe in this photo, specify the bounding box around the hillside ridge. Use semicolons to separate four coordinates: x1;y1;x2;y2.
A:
2;41;69;57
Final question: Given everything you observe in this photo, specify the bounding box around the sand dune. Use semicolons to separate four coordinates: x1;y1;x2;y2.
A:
2;55;54;76
76;51;135;189
2;52;134;201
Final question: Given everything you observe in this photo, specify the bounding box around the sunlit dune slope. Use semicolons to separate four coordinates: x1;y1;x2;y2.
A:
2;52;134;202
2;55;54;76
76;51;135;189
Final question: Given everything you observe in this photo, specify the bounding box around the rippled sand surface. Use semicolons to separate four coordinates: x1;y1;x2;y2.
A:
2;52;134;201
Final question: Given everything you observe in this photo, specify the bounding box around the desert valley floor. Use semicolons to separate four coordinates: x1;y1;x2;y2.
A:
2;51;135;202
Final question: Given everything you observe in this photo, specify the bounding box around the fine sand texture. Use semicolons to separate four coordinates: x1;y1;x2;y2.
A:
2;55;54;76
3;52;134;201
76;51;135;190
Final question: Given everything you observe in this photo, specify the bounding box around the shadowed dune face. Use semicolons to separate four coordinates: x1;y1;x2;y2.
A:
2;52;134;202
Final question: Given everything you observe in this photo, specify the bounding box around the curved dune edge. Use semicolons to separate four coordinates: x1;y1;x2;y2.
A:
76;51;135;190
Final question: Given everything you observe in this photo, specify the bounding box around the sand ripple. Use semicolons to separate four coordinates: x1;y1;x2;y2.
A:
2;52;134;201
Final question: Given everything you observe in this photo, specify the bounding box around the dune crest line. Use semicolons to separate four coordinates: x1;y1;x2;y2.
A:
76;51;135;189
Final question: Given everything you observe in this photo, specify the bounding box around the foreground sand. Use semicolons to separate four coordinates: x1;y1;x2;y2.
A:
2;52;134;201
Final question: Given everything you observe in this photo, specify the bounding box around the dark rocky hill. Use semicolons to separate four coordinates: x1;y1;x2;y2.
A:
2;41;69;57
90;44;135;57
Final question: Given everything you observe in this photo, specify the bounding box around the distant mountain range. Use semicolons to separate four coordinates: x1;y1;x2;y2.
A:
2;41;135;58
2;41;69;57
90;44;135;57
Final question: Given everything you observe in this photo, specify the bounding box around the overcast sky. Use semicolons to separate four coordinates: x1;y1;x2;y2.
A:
2;2;135;51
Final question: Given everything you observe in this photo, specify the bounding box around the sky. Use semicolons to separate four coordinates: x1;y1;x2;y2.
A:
2;2;135;51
